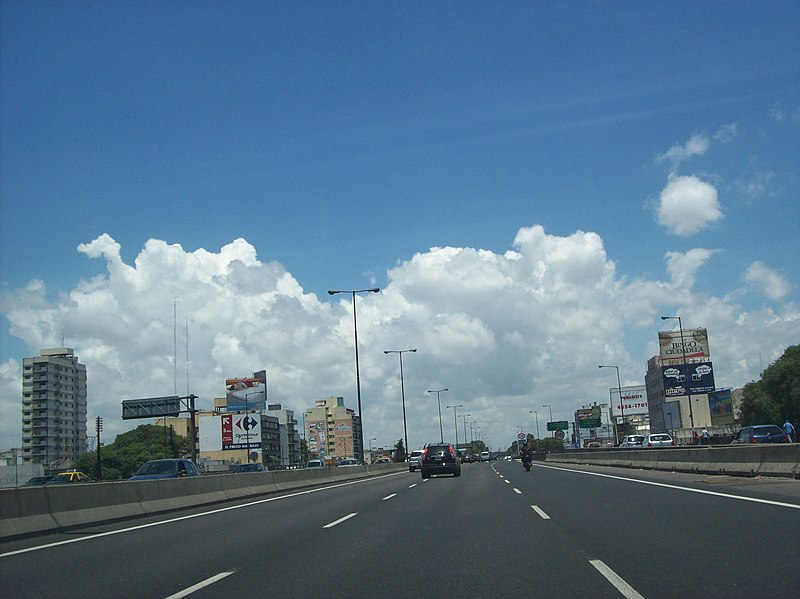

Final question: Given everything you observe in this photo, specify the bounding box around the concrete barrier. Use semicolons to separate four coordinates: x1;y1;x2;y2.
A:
0;462;406;541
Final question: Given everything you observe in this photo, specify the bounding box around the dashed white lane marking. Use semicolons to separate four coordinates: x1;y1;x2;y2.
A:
513;488;522;494
165;571;235;599
589;559;645;599
382;493;397;501
531;505;551;519
408;483;418;488
323;513;358;528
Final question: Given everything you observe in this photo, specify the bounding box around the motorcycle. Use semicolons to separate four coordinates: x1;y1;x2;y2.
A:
521;454;532;471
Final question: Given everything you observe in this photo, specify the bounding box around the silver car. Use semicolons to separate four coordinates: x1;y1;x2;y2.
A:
643;433;674;447
407;449;425;472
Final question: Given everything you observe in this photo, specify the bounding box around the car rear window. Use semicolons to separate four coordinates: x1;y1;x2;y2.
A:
651;435;670;441
753;426;782;435
425;445;451;456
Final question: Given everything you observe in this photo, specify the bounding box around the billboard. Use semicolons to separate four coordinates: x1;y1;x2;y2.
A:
307;420;326;455
708;388;735;426
226;370;267;411
199;413;261;451
658;328;710;365
662;362;716;397
609;385;649;416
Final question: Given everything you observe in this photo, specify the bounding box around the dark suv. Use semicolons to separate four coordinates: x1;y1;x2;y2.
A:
420;443;461;479
730;425;790;444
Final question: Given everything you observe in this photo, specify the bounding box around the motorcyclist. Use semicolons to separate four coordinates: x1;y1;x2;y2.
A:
520;441;534;469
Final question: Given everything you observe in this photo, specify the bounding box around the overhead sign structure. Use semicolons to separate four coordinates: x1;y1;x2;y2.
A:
547;421;569;431
662;362;716;397
122;396;180;420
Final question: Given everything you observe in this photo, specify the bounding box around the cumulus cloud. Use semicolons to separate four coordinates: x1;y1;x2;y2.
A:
1;229;798;453
657;175;723;236
744;261;792;301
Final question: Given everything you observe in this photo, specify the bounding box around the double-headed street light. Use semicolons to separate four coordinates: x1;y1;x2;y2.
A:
459;414;471;450
329;288;380;459
542;404;553;435
447;403;463;451
384;349;417;457
598;365;624;446
661;315;694;429
529;410;541;440
427;388;448;443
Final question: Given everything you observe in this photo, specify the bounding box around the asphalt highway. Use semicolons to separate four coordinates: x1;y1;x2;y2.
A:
2;460;798;598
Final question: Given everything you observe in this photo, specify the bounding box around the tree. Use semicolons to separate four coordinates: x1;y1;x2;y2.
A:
394;438;406;462
740;344;800;425
71;424;192;480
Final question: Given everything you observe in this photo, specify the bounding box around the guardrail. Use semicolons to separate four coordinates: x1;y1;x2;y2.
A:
542;444;800;479
0;462;406;541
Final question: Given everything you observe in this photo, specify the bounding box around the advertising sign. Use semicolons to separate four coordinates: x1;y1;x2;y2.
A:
225;370;267;411
609;385;649;416
662;362;716;397
658;328;710;365
576;408;601;429
221;413;261;450
708;388;734;426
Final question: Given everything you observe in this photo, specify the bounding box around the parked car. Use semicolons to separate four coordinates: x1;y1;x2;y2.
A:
129;458;201;480
619;435;646;447
420;443;461;478
407;449;425;472
47;470;93;484
643;433;674;448
22;475;54;486
233;463;266;473
730;425;790;444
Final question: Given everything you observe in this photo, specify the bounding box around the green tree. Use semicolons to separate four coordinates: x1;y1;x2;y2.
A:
71;424;192;480
740;345;800;425
394;438;406;462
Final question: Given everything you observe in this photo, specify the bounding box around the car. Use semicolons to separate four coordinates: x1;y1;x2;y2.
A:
338;458;361;467
730;425;790;444
461;453;472;463
470;454;480;463
620;435;646;447
233;463;266;473
407;449;425;472
420;443;461;478
129;458;201;480
374;456;391;464
479;451;491;462
46;470;93;484
643;433;674;448
306;458;325;468
22;475;54;486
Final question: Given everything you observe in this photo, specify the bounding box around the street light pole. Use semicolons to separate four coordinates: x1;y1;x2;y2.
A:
661;315;694;430
329;288;380;460
460;414;471;451
447;403;463;450
427;388;448;443
529;410;541;440
542;404;553;435
384;349;417;457
599;365;624;446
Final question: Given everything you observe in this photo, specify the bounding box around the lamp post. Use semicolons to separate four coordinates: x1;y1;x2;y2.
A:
542;404;553;435
427;388;448;443
599;365;624;446
459;414;471;451
329;287;380;459
529;410;541;441
384;349;417;457
447;403;463;450
661;315;694;430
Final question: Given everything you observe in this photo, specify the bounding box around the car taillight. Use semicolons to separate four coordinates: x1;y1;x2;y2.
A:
647;442;652;447
750;437;757;443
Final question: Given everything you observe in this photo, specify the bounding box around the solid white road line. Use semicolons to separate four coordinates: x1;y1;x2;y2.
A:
382;493;397;501
164;571;235;599
589;559;645;599
323;513;358;529
531;505;551;519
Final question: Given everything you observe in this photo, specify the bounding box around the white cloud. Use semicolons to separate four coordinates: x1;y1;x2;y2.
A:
713;123;738;144
657;132;709;167
744;261;792;301
657;175;723;236
1;230;798;454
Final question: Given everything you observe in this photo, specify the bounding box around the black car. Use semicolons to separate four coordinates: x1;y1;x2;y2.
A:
420;443;461;479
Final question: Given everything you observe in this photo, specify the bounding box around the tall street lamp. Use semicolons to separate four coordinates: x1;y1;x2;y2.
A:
329;287;380;459
529;410;541;440
459;414;471;450
369;437;377;463
599;365;624;445
427;388;448;443
384;349;417;457
542;404;553;435
661;315;694;429
447;403;463;450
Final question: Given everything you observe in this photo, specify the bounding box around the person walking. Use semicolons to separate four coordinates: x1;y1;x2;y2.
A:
783;420;796;443
700;428;710;446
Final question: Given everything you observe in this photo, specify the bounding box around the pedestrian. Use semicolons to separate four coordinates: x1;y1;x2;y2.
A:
700;428;710;446
783;420;796;443
693;431;700;445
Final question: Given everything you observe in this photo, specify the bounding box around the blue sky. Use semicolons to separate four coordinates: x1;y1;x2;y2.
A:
1;2;798;453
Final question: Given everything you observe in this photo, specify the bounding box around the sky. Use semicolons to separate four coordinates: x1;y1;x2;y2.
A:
1;1;798;454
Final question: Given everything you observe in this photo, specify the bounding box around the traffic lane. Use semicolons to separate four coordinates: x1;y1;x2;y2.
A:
0;472;413;599
211;460;626;598
496;460;800;597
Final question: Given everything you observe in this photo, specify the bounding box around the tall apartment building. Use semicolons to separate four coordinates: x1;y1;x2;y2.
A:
305;396;363;463
21;348;88;466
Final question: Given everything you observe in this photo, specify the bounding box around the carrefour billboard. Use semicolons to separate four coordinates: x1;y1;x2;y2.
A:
199;413;262;451
662;362;716;397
